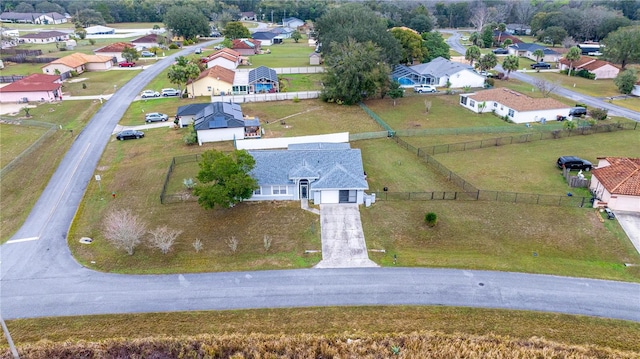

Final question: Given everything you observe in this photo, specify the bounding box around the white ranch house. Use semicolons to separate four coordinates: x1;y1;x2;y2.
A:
392;57;485;89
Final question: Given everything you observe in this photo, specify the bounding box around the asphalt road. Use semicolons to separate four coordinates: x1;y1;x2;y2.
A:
1;36;639;323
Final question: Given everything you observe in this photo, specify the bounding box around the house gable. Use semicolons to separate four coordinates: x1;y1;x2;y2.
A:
593;157;640;196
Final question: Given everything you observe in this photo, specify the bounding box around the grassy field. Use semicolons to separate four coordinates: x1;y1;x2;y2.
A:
0;124;47;167
62;70;139;96
4;307;640;352
280;73;324;92
247;39;316;68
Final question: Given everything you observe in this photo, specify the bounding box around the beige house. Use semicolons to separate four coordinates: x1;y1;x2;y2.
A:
558;56;620;79
42;53;113;75
591;157;640;212
94;42;134;62
188;65;235;96
205;48;242;70
19;30;69;44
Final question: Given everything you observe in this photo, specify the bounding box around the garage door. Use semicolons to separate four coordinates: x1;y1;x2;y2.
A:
339;190;356;203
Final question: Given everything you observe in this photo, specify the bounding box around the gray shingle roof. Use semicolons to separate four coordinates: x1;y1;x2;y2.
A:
248;144;368;190
193;102;245;130
410;57;473;77
248;66;278;84
509;43;558;55
176;103;211;116
252;31;277;40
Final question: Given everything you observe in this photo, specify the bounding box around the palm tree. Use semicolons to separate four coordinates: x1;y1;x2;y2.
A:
497;23;506;44
469;32;479;46
478;53;498;72
565;46;581;77
465;45;481;68
532;49;544;63
503;38;512;47
502;55;519;79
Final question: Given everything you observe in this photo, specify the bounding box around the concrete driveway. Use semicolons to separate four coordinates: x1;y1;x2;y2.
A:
614;211;640;255
315;204;378;268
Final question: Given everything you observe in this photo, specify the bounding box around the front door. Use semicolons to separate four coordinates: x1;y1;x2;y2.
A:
299;180;308;199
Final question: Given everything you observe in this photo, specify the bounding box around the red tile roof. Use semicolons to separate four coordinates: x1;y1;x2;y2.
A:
21;73;61;83
232;38;261;50
0;74;62;92
580;59;619;71
131;34;160;43
193;65;235;84
95;42;134;53
467;88;568;112
558;56;595;68
593;157;640;196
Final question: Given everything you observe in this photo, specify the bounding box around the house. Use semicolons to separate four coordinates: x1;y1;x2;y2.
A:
0;73;62;103
492;31;523;45
205;48;243;70
392;57;485;88
232;66;279;94
282;17;304;29
590;157;640;212
508;43;560;63
309;52;321;66
240;11;256;21
232;38;261;55
631;80;640;97
558;56;620;79
269;26;294;39
459;88;571;124
1;28;19;38
505;23;531;35
190;102;261;144
93;42;134;62
0;11;67;24
577;43;601;55
248;143;369;204
175;103;210;128
188;65;235;97
85;25;115;35
130;34;162;50
19;30;69;44
42;53;113;75
252;31;278;46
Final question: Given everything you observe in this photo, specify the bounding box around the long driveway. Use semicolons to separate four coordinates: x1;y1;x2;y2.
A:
1;37;639;323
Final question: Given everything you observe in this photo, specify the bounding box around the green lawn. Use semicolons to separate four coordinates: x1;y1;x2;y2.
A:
0;124;47;168
62;70;139;96
246;40;317;68
279;73;324;92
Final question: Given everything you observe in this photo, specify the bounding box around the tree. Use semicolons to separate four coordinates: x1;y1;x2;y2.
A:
121;47;139;62
478;53;498;72
391;27;426;65
565;46;582;76
291;30;302;43
193;149;258;210
321;39;390;105
74;9;106;27
496;23;506;44
421;32;450;62
388;81;404;106
14;2;34;13
614;69;638;94
532;49;544;63
603;26;640;69
465;46;481;68
481;26;494;48
533;78;559;97
103;209;147;255
148;226;182;254
185;62;200;98
539;26;568;47
164;6;210;41
469;32;479;46
168;56;201;97
315;3;401;65
470;3;499;31
222;21;251;40
502;38;512;47
409;14;433;33
502;55;519;79
35;1;65;14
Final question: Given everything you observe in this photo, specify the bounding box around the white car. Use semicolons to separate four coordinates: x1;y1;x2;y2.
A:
141;90;160;98
413;85;437;93
161;88;181;97
145;112;169;122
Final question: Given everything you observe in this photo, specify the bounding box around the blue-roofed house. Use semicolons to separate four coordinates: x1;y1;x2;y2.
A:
232;66;279;94
507;43;560;63
269;26;293;39
282;17;304;29
248;143;369;204
252;31;278;46
177;102;261;144
392;57;485;89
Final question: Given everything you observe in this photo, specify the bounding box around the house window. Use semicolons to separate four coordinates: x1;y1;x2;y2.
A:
272;185;287;195
253;187;261;195
207;86;212;92
493;102;497;107
508;109;515;117
469;100;476;107
460;96;467;105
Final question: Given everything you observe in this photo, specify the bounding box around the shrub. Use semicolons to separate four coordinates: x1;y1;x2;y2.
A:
485;78;495;87
89;39;95;45
183;124;198;145
292;96;300;103
589;108;608;121
82;83;87;89
70;70;78;77
169;43;179;49
424;212;438;227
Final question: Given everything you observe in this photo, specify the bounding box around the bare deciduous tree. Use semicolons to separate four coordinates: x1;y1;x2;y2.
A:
470;4;500;31
148;226;182;254
263;235;272;252
424;100;432;113
103;209;147;255
533;79;559;98
562;36;577;49
514;1;534;29
226;236;239;253
193;239;203;253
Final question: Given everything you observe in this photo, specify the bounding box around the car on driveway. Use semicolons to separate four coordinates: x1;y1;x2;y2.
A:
145;112;169;122
116;130;144;140
492;48;509;54
413;84;437;93
118;61;136;67
195;47;202;54
141;90;160;98
557;156;592;171
140;50;155;57
531;62;551;69
161;88;181;97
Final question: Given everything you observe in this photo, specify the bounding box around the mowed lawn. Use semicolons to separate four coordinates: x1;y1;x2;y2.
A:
62;70;139;97
246;39;316;68
0;124;47;167
434;130;640;194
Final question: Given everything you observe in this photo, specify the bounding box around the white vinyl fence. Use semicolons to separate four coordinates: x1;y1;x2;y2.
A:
235;67;325;74
212;91;320;103
235;132;349;150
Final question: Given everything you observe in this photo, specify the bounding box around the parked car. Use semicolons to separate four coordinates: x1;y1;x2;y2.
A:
214;45;224;50
530;62;551;69
557;156;593;171
569;106;587;117
413;84;437;93
492;48;509;54
140;50;155;57
145;112;169;122
140;90;160;98
116;130;144;140
194;47;202;54
118;61;136;67
603;207;616;220
161;88;181;97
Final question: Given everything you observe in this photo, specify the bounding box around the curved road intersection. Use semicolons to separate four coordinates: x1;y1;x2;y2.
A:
1;37;639;322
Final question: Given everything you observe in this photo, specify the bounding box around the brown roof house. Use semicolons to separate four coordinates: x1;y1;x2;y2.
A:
94;42;134;62
19;30;69;44
459;88;571;124
558;56;620;79
0;73;62;103
130;34;163;50
590;157;640;212
188;65;235;97
42;53;113;75
204;48;243;70
232;38;261;56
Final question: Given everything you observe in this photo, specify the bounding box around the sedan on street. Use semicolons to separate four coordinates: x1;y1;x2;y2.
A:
116;130;144;140
145;112;169;122
141;90;160;98
140;50;155;57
